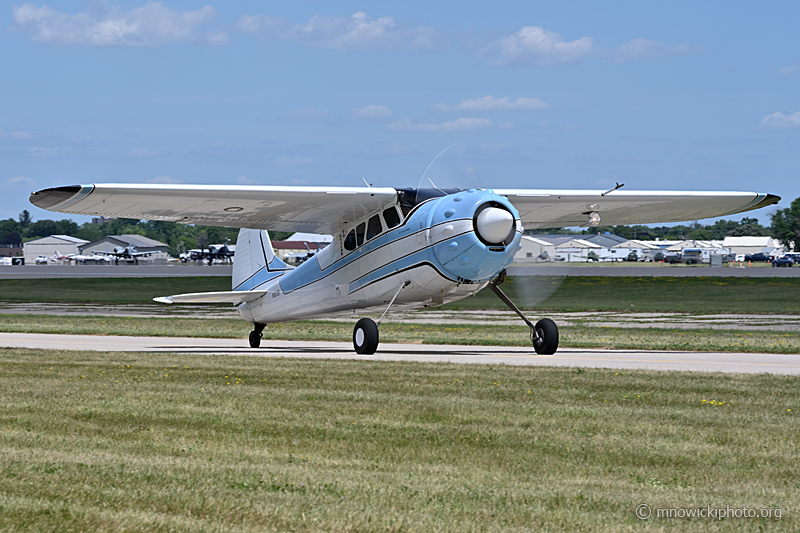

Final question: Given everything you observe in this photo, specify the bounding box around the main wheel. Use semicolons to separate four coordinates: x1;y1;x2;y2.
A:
533;318;559;355
249;330;261;348
353;318;379;355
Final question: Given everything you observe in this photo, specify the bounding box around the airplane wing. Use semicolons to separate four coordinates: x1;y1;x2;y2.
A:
153;290;270;304
30;183;779;232
30;183;398;234
496;190;780;229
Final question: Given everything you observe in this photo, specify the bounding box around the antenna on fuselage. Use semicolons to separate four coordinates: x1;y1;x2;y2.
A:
362;177;372;188
418;141;460;199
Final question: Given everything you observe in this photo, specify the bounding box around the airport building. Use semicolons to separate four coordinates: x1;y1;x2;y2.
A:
23;235;89;264
80;235;169;263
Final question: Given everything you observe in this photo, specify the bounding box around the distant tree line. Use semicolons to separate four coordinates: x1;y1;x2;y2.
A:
4;196;799;254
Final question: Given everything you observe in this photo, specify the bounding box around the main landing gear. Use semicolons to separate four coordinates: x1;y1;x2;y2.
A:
352;281;410;355
249;323;265;348
489;270;559;355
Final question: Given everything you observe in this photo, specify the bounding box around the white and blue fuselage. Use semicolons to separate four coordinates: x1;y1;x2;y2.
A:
235;189;523;324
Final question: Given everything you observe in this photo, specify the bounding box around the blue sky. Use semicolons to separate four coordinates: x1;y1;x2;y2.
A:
3;1;798;226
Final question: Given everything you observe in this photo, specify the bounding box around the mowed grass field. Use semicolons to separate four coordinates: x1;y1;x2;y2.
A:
1;348;797;532
3;314;800;354
2;275;800;313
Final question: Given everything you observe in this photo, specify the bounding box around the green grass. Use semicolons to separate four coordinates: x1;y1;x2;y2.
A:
3;275;800;313
443;275;800;314
3;314;800;354
0;277;231;304
0;349;796;531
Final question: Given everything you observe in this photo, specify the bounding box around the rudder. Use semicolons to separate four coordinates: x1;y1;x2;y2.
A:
232;229;291;291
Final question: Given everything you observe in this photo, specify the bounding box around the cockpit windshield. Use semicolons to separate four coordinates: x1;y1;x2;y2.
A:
395;188;466;217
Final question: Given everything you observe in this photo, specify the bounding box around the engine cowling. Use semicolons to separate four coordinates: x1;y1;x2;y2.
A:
429;189;522;283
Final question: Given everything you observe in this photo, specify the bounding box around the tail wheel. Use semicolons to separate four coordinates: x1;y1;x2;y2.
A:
533;318;559;355
353;318;379;355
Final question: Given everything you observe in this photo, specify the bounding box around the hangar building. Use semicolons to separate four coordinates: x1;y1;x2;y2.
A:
23;235;89;264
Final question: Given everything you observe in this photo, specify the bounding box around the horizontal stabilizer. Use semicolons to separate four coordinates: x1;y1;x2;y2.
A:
153;290;269;304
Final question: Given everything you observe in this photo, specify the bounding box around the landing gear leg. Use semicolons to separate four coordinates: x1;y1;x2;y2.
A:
249;323;265;348
352;281;410;355
489;270;559;355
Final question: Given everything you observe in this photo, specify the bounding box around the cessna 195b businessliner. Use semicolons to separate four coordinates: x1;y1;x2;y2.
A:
30;183;779;355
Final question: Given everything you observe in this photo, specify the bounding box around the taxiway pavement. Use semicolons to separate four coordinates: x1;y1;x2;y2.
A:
3;332;798;374
3;264;800;279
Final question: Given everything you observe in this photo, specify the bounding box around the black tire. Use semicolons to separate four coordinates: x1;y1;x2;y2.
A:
533;318;559;355
249;330;261;348
353;318;379;355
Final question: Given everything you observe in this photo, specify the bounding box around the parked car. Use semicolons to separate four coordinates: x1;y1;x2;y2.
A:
771;255;794;268
625;251;639;262
735;254;745;262
681;248;703;265
586;251;599;262
35;255;48;265
664;252;681;264
653;251;665;262
745;253;771;262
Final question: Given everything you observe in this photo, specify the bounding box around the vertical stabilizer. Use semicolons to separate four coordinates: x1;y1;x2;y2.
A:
232;229;291;291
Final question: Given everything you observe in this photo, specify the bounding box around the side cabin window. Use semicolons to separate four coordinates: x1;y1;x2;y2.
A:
343;230;356;251
366;214;382;241
383;206;401;229
356;222;366;247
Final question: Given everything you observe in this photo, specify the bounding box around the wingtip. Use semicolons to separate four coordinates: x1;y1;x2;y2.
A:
153;297;173;304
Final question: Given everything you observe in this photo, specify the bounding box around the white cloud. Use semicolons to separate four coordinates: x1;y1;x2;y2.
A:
486;26;594;66
26;146;72;157
146;176;184;184
386;117;500;132
484;26;696;67
236;176;259;185
350;104;392;119
759;111;800;129
274;157;315;166
12;2;227;47
4;176;36;189
432;95;549;112
778;65;799;76
602;38;698;63
10;130;33;140
280;107;330;122
479;142;513;153
235;14;287;34
127;147;161;158
237;11;440;52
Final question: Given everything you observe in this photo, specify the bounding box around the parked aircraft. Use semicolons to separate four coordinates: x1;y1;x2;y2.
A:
30;183;779;355
185;244;235;265
284;242;324;265
93;245;153;265
49;250;69;263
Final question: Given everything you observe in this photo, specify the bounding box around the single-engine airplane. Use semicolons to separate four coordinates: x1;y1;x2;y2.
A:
30;183;779;355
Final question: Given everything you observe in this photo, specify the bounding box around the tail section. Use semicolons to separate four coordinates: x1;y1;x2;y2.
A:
232;229;292;291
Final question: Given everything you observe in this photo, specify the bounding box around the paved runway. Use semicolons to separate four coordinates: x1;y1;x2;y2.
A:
508;265;800;277
0;265;232;279
3;332;798;374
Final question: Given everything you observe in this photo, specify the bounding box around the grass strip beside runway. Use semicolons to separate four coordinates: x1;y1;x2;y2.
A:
2;314;800;354
0;348;796;531
1;275;800;313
